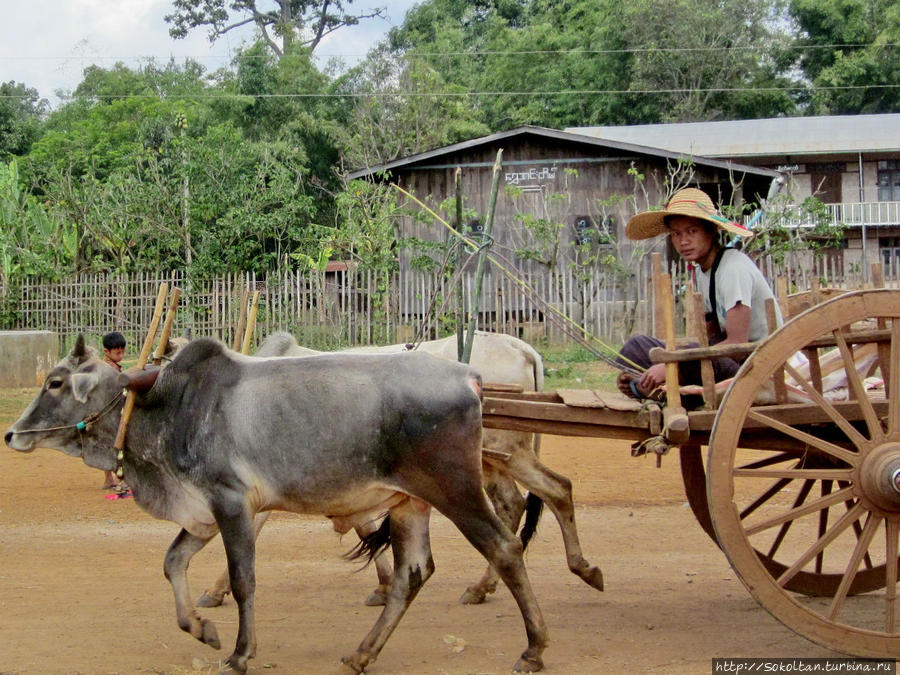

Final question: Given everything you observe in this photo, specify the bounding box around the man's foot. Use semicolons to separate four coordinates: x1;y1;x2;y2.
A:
617;372;642;398
616;372;665;403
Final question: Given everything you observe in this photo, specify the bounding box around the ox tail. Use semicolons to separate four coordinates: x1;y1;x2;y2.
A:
344;516;392;566
518;492;544;550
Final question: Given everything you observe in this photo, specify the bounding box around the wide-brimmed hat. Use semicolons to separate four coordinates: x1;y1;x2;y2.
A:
625;187;753;240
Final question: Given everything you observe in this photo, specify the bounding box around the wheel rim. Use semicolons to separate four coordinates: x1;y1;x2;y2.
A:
708;289;900;657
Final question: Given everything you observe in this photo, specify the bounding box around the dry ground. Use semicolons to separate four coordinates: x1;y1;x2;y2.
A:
0;387;842;675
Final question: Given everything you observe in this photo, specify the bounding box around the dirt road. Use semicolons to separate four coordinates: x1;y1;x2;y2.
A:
1;401;839;674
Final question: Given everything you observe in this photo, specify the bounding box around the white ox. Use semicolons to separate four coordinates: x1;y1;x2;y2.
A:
197;330;604;608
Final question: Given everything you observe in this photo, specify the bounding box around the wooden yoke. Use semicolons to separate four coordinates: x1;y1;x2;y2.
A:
654;266;689;445
112;283;170;478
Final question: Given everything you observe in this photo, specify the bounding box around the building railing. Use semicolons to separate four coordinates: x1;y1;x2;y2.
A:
778;201;900;228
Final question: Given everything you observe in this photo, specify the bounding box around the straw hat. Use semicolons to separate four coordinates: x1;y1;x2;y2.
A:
625;187;753;240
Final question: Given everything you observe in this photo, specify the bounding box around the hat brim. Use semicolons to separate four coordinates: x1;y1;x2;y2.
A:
625;210;753;240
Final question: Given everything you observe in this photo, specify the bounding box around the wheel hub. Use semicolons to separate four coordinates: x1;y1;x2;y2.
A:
858;443;900;513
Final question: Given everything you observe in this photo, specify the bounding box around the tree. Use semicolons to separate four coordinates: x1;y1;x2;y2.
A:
790;0;900;113
379;0;799;130
333;47;490;169
0;81;48;160
165;0;387;58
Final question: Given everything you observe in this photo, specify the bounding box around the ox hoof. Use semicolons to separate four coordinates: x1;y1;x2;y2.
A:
581;566;605;592
200;618;221;650
513;653;544;673
338;656;365;674
363;586;388;607
459;587;487;605
197;591;227;608
223;653;248;674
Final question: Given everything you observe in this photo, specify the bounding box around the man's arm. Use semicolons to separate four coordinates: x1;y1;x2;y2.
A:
720;302;751;345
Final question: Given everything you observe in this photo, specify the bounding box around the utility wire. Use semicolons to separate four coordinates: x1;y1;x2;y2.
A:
3;83;898;101
0;42;895;60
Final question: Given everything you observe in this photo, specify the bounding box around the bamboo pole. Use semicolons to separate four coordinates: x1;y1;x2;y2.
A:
113;283;169;478
152;287;182;366
233;289;250;351
241;290;261;355
454;166;465;359
462;148;503;364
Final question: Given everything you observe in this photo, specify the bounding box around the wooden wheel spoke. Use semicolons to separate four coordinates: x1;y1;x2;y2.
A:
766;479;814;560
890;320;900;436
738;452;802;471
741;476;793;522
837;481;875;571
828;512;883;621
886;519;899;633
778;503;866;588
733;468;852;480
834;331;882;442
744;486;854;537
816;481;833;574
781;362;869;453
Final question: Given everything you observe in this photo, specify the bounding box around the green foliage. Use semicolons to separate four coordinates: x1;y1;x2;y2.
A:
790;0;900;113
383;0;799;128
0;160;74;285
741;194;847;264
0;81;48;160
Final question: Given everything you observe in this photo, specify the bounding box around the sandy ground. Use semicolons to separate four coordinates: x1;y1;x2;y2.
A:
0;395;843;675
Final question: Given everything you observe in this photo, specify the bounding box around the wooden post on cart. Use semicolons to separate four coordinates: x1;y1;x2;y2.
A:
240;290;260;355
872;262;891;393
112;284;174;478
152;287;182;366
233;288;250;351
652;261;689;446
687;290;717;408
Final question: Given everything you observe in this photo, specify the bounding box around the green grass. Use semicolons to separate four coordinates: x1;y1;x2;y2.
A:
537;344;620;392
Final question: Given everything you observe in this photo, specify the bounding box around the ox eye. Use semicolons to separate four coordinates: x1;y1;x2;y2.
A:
47;379;63;390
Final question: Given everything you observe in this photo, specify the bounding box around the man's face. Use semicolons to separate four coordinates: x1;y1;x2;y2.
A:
667;216;716;263
104;347;125;364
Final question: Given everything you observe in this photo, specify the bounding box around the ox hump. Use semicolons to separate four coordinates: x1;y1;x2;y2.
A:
167;338;230;374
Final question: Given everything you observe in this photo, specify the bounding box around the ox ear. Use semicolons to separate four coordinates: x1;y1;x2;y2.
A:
71;372;101;403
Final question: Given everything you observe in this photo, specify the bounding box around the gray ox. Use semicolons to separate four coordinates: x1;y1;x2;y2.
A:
5;336;549;674
197;331;604;609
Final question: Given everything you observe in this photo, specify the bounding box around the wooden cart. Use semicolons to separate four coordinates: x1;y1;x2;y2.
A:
482;275;900;659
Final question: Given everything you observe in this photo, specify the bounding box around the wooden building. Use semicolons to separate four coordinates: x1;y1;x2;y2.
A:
569;114;900;280
349;125;780;273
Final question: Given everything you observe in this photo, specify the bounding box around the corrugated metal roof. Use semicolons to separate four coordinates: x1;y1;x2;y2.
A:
567;114;900;158
348;125;779;179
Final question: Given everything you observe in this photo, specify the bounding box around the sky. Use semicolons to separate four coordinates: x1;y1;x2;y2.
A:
2;0;420;107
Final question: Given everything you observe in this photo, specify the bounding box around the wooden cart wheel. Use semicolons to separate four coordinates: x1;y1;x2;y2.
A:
682;442;889;596
708;289;900;657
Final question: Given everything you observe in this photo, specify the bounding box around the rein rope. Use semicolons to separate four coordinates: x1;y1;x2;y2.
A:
12;389;124;435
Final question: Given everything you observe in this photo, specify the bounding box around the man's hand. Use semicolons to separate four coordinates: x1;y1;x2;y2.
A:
639;363;666;392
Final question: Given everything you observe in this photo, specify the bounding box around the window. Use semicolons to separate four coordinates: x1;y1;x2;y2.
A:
877;160;900;202
880;236;900;273
572;216;616;247
573;216;593;245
